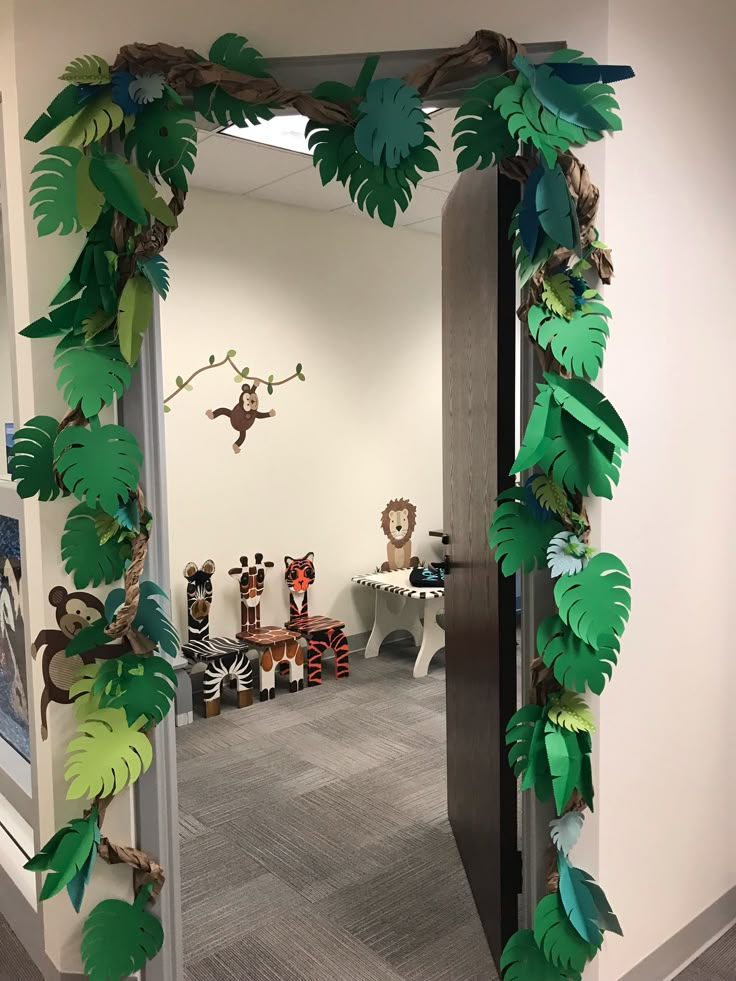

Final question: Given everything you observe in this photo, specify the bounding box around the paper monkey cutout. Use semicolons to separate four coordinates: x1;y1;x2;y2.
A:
206;381;275;454
31;586;129;740
380;498;420;571
284;552;349;686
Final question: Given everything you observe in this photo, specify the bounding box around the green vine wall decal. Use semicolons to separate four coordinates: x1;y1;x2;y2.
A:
16;28;632;980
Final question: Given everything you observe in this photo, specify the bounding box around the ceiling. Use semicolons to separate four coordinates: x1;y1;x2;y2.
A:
190;109;460;235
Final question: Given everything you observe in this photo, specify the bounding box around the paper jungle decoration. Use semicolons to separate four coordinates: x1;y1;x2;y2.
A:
229;553;304;699
163;349;307;453
0;550;29;759
380;498;420;571
17;27;632;979
284;552;350;685
180;559;254;717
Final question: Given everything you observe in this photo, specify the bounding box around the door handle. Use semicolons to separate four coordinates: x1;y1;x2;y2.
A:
429;530;451;574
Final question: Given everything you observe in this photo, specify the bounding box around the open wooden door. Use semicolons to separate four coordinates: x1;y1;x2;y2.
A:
442;167;520;963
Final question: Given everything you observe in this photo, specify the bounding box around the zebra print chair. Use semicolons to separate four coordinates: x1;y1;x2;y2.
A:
181;560;255;718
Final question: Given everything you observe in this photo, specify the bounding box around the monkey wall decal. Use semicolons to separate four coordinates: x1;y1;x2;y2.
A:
31;586;130;740
206;381;275;454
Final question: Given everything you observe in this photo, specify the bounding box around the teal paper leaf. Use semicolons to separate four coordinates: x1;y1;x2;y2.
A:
509;204;558;287
488;487;564;576
558;855;622;946
500;929;576;981
529;302;610;381
354;77;428;167
138;254;170;299
55;423;143;515
514;53;622;133
452;75;518;171
554;552;631;649
30;146;82;237
550;811;585;856
105;580;179;657
11;416;63;501
62;502;131;588
536;162;577;250
537;614;619;695
124;86;197;190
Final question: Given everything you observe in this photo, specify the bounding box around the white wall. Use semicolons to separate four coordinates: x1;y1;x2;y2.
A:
161;190;443;640
596;3;736;978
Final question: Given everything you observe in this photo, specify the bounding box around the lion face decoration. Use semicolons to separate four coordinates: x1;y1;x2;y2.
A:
380;498;420;572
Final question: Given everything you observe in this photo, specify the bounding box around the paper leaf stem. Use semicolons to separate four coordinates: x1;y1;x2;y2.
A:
55;423;143;516
81;888;164;981
65;707;153;800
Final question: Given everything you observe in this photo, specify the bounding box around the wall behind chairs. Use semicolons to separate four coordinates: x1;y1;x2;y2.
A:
161;189;444;640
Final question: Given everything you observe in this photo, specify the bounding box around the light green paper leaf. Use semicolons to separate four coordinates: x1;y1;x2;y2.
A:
89;152;147;224
11;416;63;501
554;552;631;649
82;310;116;341
55;344;132;418
81;887;164;981
550;811;585;856
75;154;104;230
533;892;596;975
452;75;518;171
125;86;197;190
500;929;575;981
542;274;576;319
126;164;178;226
547;691;596;733
55;423;143;516
537;614;619;695
530;474;568;517
94;654;177;728
70;662;103;722
545;372;628;450
65;707;153;800
488;487;564;576
118;275;154;367
62;502;131;589
56;91;125;148
529;303;610;381
60;55;111;86
355;77;428;167
30;146;82;237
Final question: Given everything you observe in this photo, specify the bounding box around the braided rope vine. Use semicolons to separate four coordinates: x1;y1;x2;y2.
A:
15;29;633;981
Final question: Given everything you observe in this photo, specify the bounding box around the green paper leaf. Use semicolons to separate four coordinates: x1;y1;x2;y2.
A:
94;653;177;728
82;891;164;981
514;54;621;134
534;893;597;974
550;811;585;856
511;383;558;474
65;617;110;659
118;274;154;367
62;502;131;589
530;303;610;381
30;146;82;237
67;828;100;913
355;77;428;167
25;808;99;904
538;411;622;500
536;163;577;250
56;91;125;148
554;552;631;649
26;85;88;143
55;423;143;515
538;614;619;695
500;929;575;981
193;33;274;128
452;75;517;171
542;274;576;319
105;581;179;657
547;691;596;733
545;720;588;814
545;372;628;450
89;152;147;224
70;662;103;721
138;255;170;299
163;404;171;413
11;416;62;501
488;487;564;576
125;85;197;190
558;856;622;947
226;348;237;358
505;704;553;802
530;474;568;517
65;707;153;800
125;164;178;226
82;310;116;341
60;55;111;86
208;355;215;365
55;344;132;418
75;154;104;230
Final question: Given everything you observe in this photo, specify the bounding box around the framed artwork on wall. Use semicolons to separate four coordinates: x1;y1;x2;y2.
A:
0;513;28;762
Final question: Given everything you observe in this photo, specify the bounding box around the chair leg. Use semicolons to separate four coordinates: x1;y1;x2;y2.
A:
204;695;221;718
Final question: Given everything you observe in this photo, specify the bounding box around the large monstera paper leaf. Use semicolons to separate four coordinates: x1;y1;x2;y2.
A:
55;423;143;515
124;86;197;190
354;77;429;167
105;581;179;657
11;416;63;501
545;373;628;452
193;32;274;128
94;653;177;728
488;487;564;576
62;502;131;589
65;707;153;800
55;344;132;417
529;302;610;381
56;90;125;148
453;75;518;171
500;929;577;981
505;704;553;802
554;552;631;650
82;886;164;981
533;893;597;975
29;146;82;236
537;614;618;695
558;855;622;948
539;411;623;500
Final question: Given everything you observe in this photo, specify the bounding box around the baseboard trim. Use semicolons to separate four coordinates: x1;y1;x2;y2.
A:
617;885;736;981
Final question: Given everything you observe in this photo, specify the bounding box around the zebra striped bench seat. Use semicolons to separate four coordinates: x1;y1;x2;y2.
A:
181;638;256;718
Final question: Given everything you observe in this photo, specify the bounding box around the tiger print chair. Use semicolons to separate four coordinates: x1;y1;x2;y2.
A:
283;552;349;686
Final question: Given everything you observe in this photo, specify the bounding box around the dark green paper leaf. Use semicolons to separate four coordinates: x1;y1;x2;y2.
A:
488;487;564;576
65;617;111;658
105;581;179;657
56;91;125;148
82;887;163;981
538;411;622;500
193;33;274;128
125;86;197;190
24;808;99;905
94;653;177;727
355;77;429;167
510;383;559;474
453;75;517;171
25;85;88;143
55;423;143;515
11;416;62;501
536;162;577;250
538;614;618;695
545;720;583;814
138;255;170;299
89;152;147;224
534;893;597;974
500;929;575;981
62;502;131;588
